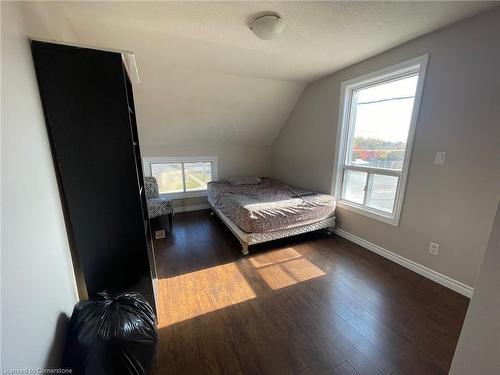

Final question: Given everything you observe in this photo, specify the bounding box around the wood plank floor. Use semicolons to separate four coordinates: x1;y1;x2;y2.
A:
153;210;469;375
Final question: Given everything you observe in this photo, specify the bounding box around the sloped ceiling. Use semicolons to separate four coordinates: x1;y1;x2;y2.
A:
60;1;495;146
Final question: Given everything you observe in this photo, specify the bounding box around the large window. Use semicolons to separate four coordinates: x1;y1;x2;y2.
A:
334;55;428;225
143;156;218;198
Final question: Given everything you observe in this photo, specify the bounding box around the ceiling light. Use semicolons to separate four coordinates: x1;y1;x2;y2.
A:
249;14;285;40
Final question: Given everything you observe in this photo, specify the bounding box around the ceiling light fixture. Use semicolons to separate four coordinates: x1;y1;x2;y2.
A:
249;14;285;40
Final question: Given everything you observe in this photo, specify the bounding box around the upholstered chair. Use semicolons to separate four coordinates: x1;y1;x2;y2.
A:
144;176;173;229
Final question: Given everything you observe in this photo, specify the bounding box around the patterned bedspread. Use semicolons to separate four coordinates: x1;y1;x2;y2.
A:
208;178;336;233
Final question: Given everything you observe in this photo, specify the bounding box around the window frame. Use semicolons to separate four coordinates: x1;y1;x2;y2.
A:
143;156;218;199
333;54;429;226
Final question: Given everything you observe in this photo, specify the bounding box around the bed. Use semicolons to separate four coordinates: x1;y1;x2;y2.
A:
208;178;336;255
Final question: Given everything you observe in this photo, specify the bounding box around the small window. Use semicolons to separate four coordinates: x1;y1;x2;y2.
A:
143;156;218;198
334;55;428;226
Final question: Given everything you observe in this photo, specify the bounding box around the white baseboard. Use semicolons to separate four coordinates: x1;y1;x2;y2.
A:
173;203;210;213
334;228;474;298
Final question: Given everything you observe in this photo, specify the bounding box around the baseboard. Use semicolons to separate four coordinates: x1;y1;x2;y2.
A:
334;228;474;298
173;203;210;213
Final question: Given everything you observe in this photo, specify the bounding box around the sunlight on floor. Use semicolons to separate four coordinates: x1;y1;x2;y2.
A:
157;263;256;328
251;248;326;290
248;247;302;268
157;247;326;328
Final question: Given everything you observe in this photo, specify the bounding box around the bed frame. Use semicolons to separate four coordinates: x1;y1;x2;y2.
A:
210;203;336;255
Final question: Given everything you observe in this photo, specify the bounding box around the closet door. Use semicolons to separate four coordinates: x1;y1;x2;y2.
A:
31;41;155;310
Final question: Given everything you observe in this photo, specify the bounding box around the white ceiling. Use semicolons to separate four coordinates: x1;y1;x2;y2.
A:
60;1;495;146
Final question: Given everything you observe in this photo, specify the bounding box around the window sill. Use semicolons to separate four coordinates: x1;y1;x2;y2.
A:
160;190;208;200
336;200;400;227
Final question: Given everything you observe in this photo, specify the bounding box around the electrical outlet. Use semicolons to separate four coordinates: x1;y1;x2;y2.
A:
155;229;166;239
434;152;447;165
428;242;440;255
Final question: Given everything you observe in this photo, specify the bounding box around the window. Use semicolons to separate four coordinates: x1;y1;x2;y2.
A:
143;156;218;198
334;55;428;226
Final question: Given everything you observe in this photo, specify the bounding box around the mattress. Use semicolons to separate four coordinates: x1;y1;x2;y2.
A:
208;178;336;233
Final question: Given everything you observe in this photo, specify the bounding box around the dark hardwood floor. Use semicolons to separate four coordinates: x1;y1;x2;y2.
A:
153;210;469;375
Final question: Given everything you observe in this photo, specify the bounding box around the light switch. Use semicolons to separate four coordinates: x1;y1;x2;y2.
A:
434;152;447;165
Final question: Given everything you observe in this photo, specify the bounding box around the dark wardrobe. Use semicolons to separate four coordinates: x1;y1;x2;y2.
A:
31;40;156;311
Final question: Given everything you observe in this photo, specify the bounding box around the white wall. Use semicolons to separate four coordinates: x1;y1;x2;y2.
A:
450;202;500;375
272;7;500;288
1;2;79;368
142;143;272;181
57;2;495;149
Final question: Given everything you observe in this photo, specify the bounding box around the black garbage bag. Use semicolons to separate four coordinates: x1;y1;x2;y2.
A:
62;291;157;375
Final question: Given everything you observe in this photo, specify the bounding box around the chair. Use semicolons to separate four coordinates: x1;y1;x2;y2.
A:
144;177;173;229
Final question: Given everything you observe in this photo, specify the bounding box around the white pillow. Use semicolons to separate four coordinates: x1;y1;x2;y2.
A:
226;177;262;185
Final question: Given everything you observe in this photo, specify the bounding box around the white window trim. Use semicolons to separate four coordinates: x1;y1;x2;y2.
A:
332;54;429;226
143;156;218;199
